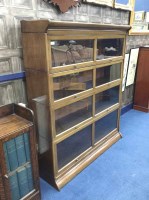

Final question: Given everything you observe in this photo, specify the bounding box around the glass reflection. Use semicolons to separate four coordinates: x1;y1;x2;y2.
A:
96;64;121;86
95;86;119;114
57;125;92;169
51;40;94;67
55;97;92;134
54;70;93;100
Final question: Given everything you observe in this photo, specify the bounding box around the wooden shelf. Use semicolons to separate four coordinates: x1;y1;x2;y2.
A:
0;115;32;138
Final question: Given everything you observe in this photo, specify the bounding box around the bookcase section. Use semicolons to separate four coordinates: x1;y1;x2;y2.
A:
21;20;130;190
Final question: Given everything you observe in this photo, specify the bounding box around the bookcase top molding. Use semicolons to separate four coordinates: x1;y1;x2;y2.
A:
0;103;34;138
21;20;131;33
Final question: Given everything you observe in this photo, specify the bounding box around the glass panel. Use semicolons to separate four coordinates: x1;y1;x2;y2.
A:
57;125;92;169
95;86;119;114
95;110;118;143
55;97;92;134
51;40;94;67
54;70;93;100
97;38;123;60
9;163;34;200
96;64;121;87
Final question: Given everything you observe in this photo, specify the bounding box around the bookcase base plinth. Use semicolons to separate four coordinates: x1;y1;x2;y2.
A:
39;131;121;190
133;105;149;113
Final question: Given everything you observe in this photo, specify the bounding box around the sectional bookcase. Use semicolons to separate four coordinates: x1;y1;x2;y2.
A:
0;104;40;200
21;20;130;190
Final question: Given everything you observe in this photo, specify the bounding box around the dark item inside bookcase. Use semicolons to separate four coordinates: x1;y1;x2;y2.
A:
0;103;40;200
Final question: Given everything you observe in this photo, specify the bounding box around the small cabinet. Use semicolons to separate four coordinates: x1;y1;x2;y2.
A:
21;20;130;190
0;103;40;200
133;47;149;112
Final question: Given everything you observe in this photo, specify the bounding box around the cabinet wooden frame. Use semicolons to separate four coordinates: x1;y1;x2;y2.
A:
0;103;40;200
21;20;130;190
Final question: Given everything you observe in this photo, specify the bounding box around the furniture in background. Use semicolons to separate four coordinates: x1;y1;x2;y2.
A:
133;47;149;112
0;103;40;200
21;20;130;190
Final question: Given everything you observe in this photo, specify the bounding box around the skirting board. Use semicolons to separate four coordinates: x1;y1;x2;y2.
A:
121;103;133;115
0;72;25;82
133;105;149;113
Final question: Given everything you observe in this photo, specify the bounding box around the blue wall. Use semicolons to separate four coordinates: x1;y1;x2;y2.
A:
135;0;149;11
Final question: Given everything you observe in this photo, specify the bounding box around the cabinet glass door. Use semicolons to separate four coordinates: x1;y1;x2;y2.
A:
55;97;92;135
53;70;93;100
51;40;94;67
95;110;118;143
95;86;119;114
96;63;121;87
96;38;124;60
57;125;92;169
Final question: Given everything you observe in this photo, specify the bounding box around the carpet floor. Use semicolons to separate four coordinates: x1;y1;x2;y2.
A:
40;109;149;200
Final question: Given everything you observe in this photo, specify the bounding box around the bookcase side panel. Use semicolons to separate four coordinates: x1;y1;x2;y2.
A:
24;69;55;186
117;35;127;131
25;69;49;108
28;127;39;191
22;32;56;187
22;33;49;72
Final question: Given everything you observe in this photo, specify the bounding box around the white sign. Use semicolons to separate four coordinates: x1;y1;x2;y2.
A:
146;12;149;23
126;48;139;87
